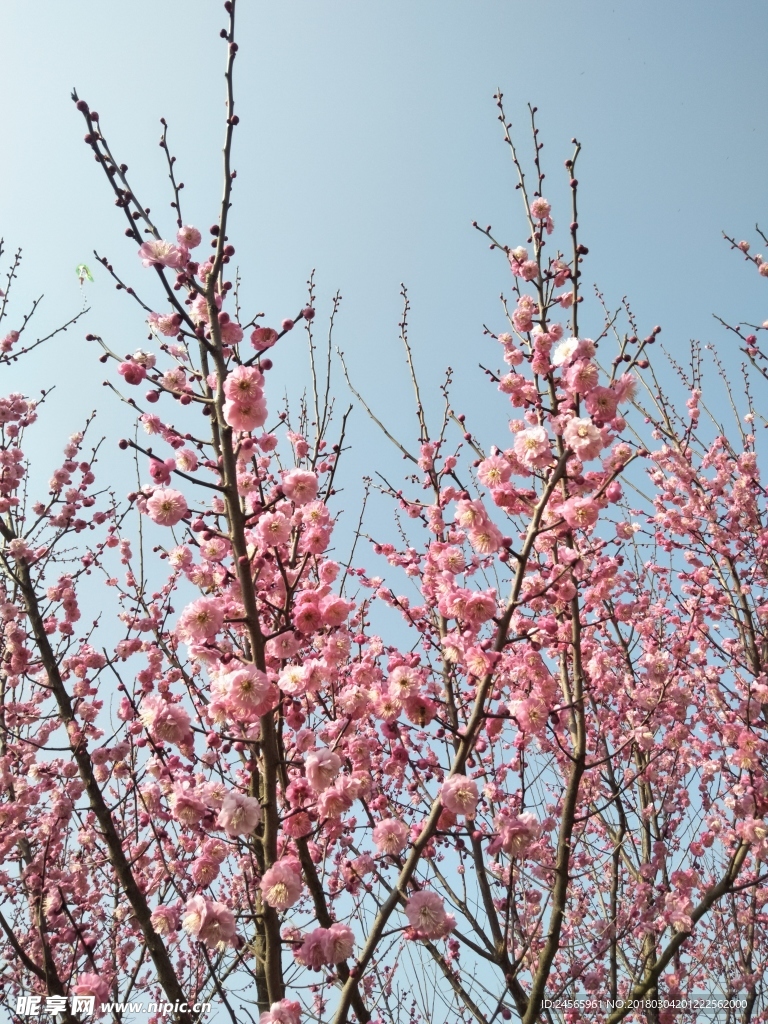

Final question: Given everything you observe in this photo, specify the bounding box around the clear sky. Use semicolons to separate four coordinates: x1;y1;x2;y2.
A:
0;6;766;1016
1;0;767;512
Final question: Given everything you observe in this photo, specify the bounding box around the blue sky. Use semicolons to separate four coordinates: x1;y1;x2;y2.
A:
0;5;766;1016
1;0;767;516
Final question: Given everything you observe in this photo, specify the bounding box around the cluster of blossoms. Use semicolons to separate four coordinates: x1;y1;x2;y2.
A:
2;35;768;1024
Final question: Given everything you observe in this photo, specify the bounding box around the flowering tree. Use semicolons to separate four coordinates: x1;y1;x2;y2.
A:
2;3;768;1024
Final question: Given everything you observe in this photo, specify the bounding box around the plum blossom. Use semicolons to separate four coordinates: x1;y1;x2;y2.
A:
561;496;599;531
326;922;355;961
72;973;111;1012
146;488;188;527
661;892;694;933
372;818;409;855
169;782;208;825
305;748;342;792
441;774;479;817
148;311;180;337
297;928;331;969
150;904;180;936
217;790;262;836
177;597;225;640
477;455;511;488
552;336;579;366
260;1002;301;1024
138;239;188;269
258;512;292;547
468;520;504;554
260;858;303;910
177;225;202;248
182;895;237;948
404;891;456;939
282;469;319;505
492;811;540;858
251;326;279;351
224;364;264;402
564;360;599;394
297;923;354;968
118;361;146;385
585;385;619;421
216;665;277;717
219;319;244;345
224;397;267;432
562;417;603;461
514;426;552;469
139;695;192;751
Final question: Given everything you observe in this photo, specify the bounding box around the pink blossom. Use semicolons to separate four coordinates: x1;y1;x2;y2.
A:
613;372;637;403
191;856;221;886
148;459;173;485
220;320;244;345
176;448;198;472
138;239;188;269
217;790;262;835
297;928;331;969
224;398;268;432
118;361;146;385
260;858;303;910
455;498;489;530
177;225;202;249
564;359;599;395
177;597;225;640
372;817;409;855
510;696;548;734
584;385;619;421
514;426;552;469
139;695;192;750
150;904;180;936
552;337;579;367
477;455;511;488
217;666;277;716
258;432;279;452
494;811;540;857
320;593;354;627
224;364;264;402
662;892;694;933
530;197;551;219
462;590;497;627
404;891;455;939
468;520;504;554
169;782;208;825
441;774;479;817
561;497;599;530
437;546;466;574
305;747;342;792
72;972;111;1010
282;469;319;505
251;326;279;351
202;837;230;863
260;1001;301;1024
147;311;180;336
562;417;603;461
512;294;537;333
146;488;188;527
258;512;292;547
326;922;355;962
293;599;322;634
182;895;237;948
